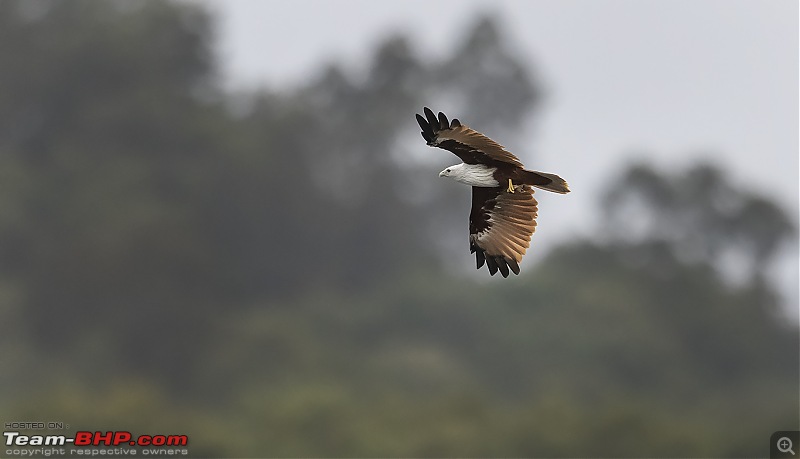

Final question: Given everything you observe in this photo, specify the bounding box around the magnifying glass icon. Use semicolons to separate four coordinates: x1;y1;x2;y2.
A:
778;437;795;455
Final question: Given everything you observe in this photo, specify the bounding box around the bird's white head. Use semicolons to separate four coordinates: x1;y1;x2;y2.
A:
439;163;464;179
438;162;500;187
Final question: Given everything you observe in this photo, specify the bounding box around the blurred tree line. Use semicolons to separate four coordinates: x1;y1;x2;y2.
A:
0;1;796;457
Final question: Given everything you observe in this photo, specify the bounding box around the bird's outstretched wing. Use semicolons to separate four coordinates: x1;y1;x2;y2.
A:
469;184;538;277
416;107;524;168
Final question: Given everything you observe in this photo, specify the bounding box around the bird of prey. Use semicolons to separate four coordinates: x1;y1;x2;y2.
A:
416;107;569;277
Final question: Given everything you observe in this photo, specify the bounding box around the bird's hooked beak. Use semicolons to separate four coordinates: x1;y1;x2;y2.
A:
438;169;447;177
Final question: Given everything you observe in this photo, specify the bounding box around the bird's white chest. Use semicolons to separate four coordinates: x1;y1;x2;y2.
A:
454;163;499;187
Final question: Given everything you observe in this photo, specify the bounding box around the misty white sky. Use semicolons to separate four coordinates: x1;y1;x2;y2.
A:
191;0;798;308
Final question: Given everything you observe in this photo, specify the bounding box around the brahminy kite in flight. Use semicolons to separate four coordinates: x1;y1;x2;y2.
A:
416;107;569;277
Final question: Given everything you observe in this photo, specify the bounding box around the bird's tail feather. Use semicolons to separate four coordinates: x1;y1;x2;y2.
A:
522;170;570;194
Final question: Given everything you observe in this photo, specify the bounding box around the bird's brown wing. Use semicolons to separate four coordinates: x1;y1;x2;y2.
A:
469;185;538;277
416;107;524;168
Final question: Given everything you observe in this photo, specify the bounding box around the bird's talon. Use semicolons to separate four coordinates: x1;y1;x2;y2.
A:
507;179;515;193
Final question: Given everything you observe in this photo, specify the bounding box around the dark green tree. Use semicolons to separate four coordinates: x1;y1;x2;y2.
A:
602;161;796;282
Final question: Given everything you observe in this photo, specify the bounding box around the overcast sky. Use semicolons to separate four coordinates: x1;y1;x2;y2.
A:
191;0;798;308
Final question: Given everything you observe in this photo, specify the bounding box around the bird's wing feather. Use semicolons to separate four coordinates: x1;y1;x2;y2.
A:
416;107;524;168
469;185;538;277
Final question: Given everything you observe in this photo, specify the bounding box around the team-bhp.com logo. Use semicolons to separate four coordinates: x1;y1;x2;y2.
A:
4;430;189;456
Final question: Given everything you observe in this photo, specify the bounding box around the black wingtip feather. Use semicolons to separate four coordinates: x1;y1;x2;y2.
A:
451;118;461;128
474;248;521;277
416;113;435;142
424;107;439;133
437;112;449;130
415;113;428;130
496;257;510;278
475;249;486;269
485;256;499;276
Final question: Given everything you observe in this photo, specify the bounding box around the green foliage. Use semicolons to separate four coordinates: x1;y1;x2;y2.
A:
0;1;796;457
602;162;796;279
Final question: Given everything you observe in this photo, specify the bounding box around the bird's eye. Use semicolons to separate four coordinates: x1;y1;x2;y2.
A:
446;169;451;173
